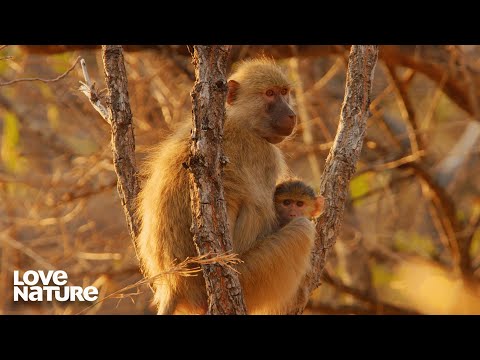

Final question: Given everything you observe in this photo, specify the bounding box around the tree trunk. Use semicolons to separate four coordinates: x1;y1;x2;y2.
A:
187;45;247;315
290;45;379;314
101;45;141;258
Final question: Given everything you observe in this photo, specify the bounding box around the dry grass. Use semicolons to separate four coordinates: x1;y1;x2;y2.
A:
76;251;243;314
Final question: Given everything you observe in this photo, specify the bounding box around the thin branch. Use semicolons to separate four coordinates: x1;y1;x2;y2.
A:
19;45;480;118
379;46;471;117
305;57;344;96
289;45;379;314
423;71;448;131
77;47;141;270
79;58;110;124
322;271;421;315
282;141;333;160
384;63;423;153
0;56;81;86
0;173;45;188
434;122;480;188
355;150;425;177
8;201;86;227
406;162;467;275
57;180;117;205
421;182;454;255
289;56;322;184
1;230;55;270
453;45;480;119
370;69;415;112
80;58;92;87
406;163;460;234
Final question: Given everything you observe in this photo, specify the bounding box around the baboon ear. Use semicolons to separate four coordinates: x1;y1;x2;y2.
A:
310;195;325;218
227;80;239;105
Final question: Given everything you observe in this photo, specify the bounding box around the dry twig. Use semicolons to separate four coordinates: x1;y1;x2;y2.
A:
0;56;81;87
76;251;243;314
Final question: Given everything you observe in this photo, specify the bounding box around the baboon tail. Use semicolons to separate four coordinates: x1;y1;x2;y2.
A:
155;290;177;315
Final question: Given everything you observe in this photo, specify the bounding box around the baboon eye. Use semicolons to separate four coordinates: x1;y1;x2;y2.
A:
281;88;288;95
296;201;304;207
283;199;291;206
266;89;274;97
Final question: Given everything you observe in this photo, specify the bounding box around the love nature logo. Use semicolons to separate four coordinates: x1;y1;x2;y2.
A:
13;270;99;302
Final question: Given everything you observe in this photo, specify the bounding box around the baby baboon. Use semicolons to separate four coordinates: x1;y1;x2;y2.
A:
136;58;316;314
274;180;325;228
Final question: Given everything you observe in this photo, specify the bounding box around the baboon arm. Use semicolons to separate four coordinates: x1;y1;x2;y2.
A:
227;199;241;241
236;217;315;314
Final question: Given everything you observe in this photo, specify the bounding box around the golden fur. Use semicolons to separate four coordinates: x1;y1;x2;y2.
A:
136;59;315;314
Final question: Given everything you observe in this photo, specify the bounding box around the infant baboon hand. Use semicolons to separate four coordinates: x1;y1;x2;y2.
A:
290;216;315;227
285;217;316;245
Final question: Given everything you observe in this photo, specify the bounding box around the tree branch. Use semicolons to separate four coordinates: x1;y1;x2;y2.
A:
79;59;110;124
0;56;81;86
23;45;480;118
404;162;471;277
100;45;141;259
187;45;247;315
355;151;425;177
289;45;379;314
321;272;420;315
384;63;423;153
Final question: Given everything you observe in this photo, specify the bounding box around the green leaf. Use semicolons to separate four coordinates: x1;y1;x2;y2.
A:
1;111;27;173
371;262;393;288
47;104;60;129
38;82;54;99
394;230;436;257
350;172;373;204
434;93;456;124
470;228;480;259
0;59;8;76
52;53;73;74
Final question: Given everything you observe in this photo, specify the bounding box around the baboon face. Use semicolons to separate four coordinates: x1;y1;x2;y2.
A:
261;86;297;143
226;61;297;144
274;180;325;227
276;197;308;227
227;81;297;144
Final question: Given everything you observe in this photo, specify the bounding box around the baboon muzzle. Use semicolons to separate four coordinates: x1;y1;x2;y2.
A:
269;98;296;136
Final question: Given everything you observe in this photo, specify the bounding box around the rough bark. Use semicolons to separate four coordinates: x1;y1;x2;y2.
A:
187;45;247;315
289;45;379;314
101;45;141;256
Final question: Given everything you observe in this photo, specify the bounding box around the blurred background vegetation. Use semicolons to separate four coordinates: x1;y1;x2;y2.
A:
1;45;479;315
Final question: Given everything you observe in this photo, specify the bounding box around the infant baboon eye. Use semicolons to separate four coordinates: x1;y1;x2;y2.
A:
283;199;291;206
266;89;274;97
281;88;288;95
296;201;304;207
